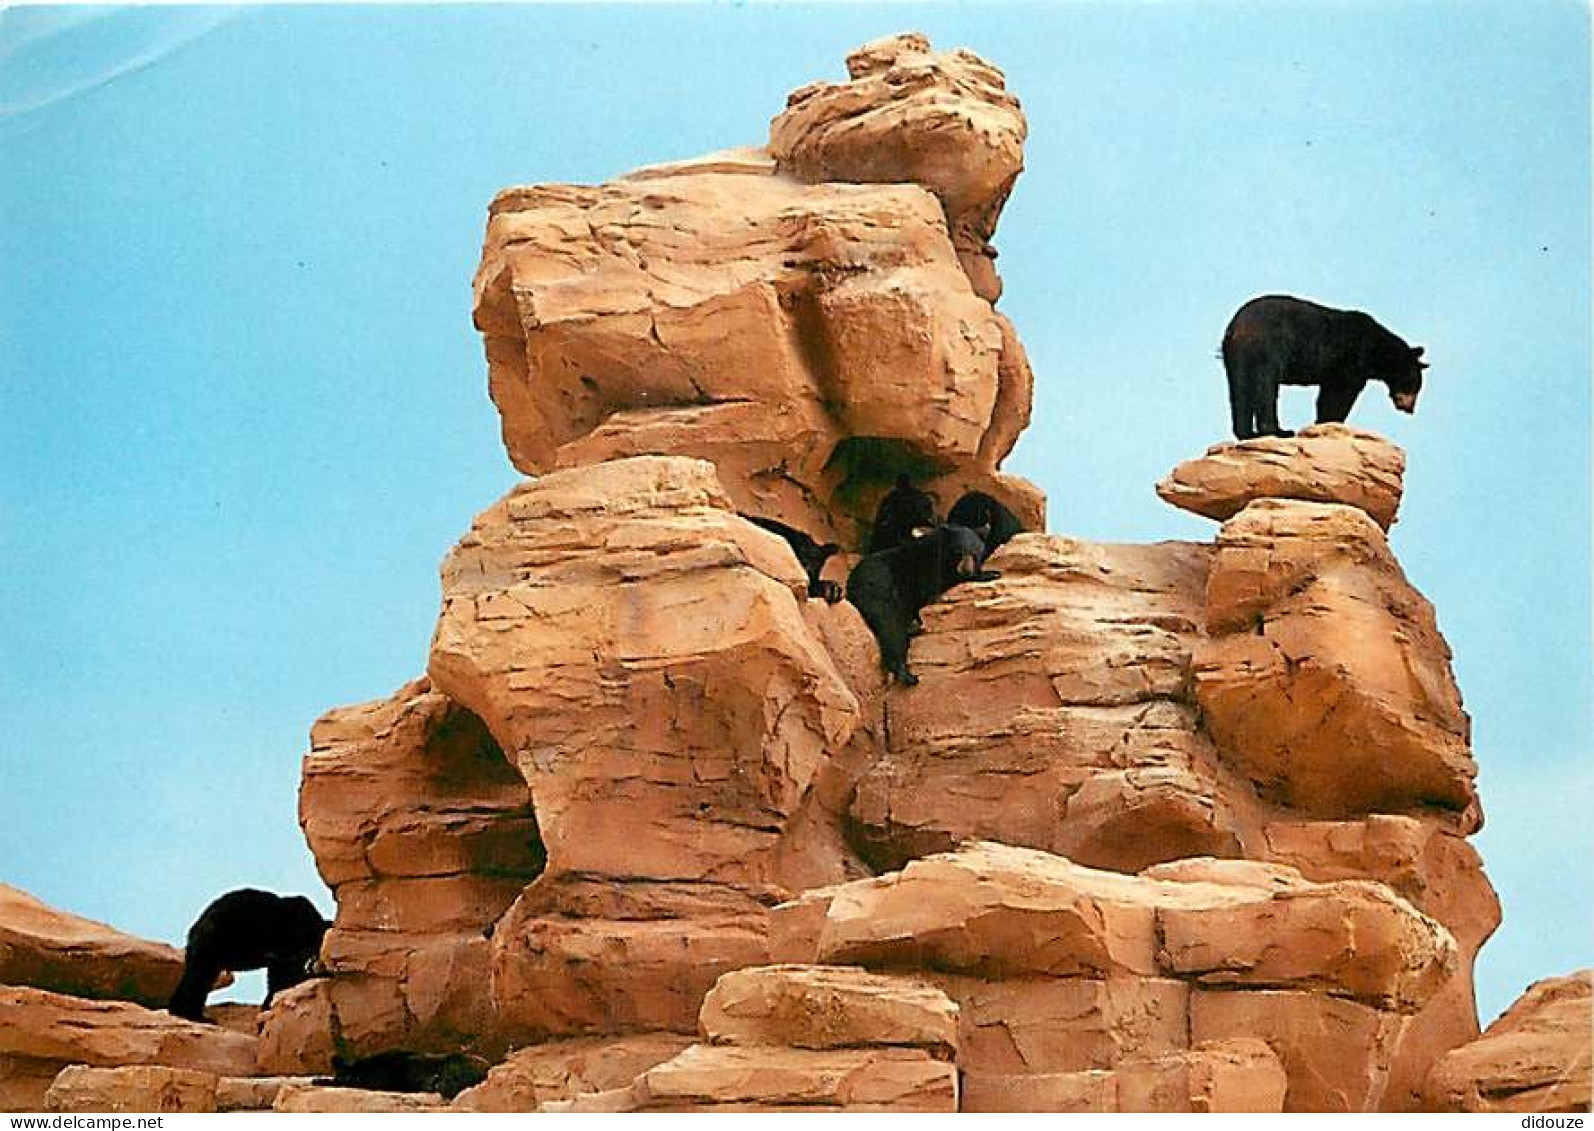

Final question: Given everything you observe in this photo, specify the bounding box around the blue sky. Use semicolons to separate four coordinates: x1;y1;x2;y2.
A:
1;3;1587;1023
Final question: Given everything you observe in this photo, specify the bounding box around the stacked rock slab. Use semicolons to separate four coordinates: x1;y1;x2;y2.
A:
0;987;257;1112
769;843;1459;1112
473;32;1041;549
548;965;959;1112
0;884;190;1008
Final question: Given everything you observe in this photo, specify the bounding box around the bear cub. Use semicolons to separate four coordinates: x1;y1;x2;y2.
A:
1221;294;1427;439
865;475;938;553
846;523;988;686
168;888;330;1023
946;491;1023;569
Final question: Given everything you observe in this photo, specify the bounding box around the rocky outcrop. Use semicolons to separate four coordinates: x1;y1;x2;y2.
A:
19;29;1502;1118
1156;424;1405;530
45;1066;219;1114
0;884;193;1009
0;987;256;1111
452;1033;694;1112
1193;499;1478;828
1426;971;1592;1113
473;35;1038;550
769;32;1026;303
765;842;1461;1112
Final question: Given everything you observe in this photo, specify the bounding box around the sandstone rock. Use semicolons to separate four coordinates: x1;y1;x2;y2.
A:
0;987;255;1112
1147;858;1457;1011
431;457;856;892
217;1075;315;1112
254;980;335;1076
812;843;1454;1010
1191;988;1404;1112
0;884;190;1008
700;965;957;1053
1114;1039;1289;1113
770;32;1026;302
1156;424;1405;530
44;1065;217;1114
1193;500;1478;828
931;974;1187;1076
1426;971;1592;1113
489;879;769;1040
452;1033;693;1112
552;1043;957;1112
273;1085;446;1112
474;152;1034;543
849;535;1259;875
962;1039;1287;1113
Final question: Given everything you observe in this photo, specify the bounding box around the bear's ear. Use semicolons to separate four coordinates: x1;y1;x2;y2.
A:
1411;345;1428;369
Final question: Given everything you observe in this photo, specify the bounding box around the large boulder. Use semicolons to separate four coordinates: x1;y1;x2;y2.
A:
1426;971;1592;1113
769;32;1027;302
1156;424;1406;530
1193;500;1478;828
0;987;256;1112
0;884;190;1009
472;38;1038;546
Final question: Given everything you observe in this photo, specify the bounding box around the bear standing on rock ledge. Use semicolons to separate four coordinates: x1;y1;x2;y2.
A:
167;888;330;1023
1221;294;1428;440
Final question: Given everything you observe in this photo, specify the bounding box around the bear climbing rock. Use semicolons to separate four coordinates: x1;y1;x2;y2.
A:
946;491;1023;569
167;888;330;1023
846;523;988;686
743;515;843;602
1221;294;1427;439
865;475;938;553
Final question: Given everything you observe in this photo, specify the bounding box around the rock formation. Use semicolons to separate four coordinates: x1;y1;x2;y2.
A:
3;30;1584;1115
1426;970;1592;1112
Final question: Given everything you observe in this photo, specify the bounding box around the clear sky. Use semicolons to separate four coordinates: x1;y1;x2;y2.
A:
2;3;1588;1023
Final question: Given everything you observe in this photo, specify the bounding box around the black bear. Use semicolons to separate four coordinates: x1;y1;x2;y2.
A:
865;475;938;553
322;1051;491;1099
167;889;330;1023
846;523;988;687
946;491;1023;569
1220;294;1428;439
743;515;842;602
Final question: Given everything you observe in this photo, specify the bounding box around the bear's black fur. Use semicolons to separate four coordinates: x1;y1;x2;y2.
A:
946;491;1023;568
167;889;330;1023
1221;294;1427;440
744;515;842;602
846;523;988;686
865;475;938;553
321;1051;491;1100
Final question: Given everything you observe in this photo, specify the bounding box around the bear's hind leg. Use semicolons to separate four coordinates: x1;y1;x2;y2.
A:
168;959;223;1023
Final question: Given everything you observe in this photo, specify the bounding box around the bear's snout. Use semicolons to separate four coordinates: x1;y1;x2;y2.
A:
1393;391;1418;413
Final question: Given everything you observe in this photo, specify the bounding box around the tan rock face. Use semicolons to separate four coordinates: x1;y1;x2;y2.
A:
961;1039;1288;1114
45;1066;218;1114
849;535;1257;874
1193;500;1478;828
1426;971;1593;1113
553;1044;957;1113
700;965;958;1053
0;885;188;1009
769;32;1027;302
452;1033;694;1112
294;677;540;1059
273;1085;447;1113
0;987;256;1112
1156;424;1406;530
474;38;1035;547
